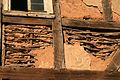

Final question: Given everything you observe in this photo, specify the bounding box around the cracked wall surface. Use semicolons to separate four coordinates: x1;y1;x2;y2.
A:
60;0;103;20
61;0;120;22
111;0;120;22
83;0;103;12
2;0;120;71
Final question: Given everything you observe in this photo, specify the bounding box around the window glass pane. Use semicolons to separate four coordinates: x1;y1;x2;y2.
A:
11;0;27;11
31;0;44;11
31;0;43;3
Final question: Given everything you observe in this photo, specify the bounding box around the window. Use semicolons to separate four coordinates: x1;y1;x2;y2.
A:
3;0;53;14
11;0;28;11
31;0;44;11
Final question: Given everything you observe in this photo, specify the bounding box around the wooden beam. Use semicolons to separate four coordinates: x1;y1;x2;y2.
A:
105;47;120;72
2;16;53;26
102;0;113;21
0;67;119;80
3;16;120;31
52;0;65;69
62;18;120;31
2;25;5;66
0;0;2;66
3;11;55;18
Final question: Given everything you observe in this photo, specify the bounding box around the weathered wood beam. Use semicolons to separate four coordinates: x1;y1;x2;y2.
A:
102;0;113;21
62;18;120;31
52;0;65;69
2;16;53;26
2;25;5;66
3;16;120;31
3;11;55;18
105;47;120;72
0;0;2;66
0;67;120;80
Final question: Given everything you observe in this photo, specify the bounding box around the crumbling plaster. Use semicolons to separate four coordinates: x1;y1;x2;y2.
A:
82;0;120;21
83;0;103;12
111;0;120;21
111;0;120;15
60;0;103;20
60;0;120;21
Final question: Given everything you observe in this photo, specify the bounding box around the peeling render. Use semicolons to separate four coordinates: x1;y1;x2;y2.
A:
83;0;103;13
60;0;103;20
61;0;120;22
111;0;120;15
111;0;120;21
2;0;120;71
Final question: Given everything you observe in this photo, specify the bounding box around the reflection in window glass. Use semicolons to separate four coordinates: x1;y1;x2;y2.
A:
31;0;44;11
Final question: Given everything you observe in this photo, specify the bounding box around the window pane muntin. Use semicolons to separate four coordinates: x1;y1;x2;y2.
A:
31;0;43;3
31;0;44;11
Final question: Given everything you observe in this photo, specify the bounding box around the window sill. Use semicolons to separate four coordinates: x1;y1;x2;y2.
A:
3;11;55;19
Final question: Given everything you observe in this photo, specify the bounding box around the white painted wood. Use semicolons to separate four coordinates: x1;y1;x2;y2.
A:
3;0;53;14
8;0;11;11
44;0;53;14
3;0;9;10
28;0;31;11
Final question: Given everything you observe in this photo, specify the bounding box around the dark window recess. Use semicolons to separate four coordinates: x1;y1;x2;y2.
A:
31;0;44;11
11;0;27;11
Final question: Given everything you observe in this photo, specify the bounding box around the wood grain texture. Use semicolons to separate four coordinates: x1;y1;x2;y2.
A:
3;16;53;26
102;0;113;21
0;0;2;66
52;0;65;69
3;16;120;30
0;67;119;80
62;18;120;31
106;47;120;72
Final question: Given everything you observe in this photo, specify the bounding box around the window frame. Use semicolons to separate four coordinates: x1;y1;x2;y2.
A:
3;0;53;14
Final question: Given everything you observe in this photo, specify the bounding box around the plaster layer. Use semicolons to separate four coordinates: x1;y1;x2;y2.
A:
61;0;120;22
60;0;103;20
111;0;120;21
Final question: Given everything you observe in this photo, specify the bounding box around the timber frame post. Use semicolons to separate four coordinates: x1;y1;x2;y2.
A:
102;0;113;21
0;0;120;74
105;47;120;72
0;0;2;66
52;0;65;70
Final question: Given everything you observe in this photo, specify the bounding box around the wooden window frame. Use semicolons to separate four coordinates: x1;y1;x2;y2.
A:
3;0;53;14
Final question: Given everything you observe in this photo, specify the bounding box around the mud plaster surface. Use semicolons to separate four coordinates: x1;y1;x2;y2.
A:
64;43;91;70
33;44;111;71
111;0;120;21
60;0;103;20
61;0;120;22
32;46;54;68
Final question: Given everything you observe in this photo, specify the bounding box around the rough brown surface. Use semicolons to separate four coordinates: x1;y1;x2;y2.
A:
60;0;103;20
3;25;53;67
111;0;120;22
90;55;112;71
3;24;120;71
60;0;120;22
0;67;120;80
2;0;120;71
63;28;120;70
32;46;54;68
64;43;91;70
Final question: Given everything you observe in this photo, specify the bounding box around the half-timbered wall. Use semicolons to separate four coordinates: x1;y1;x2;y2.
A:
1;0;120;72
